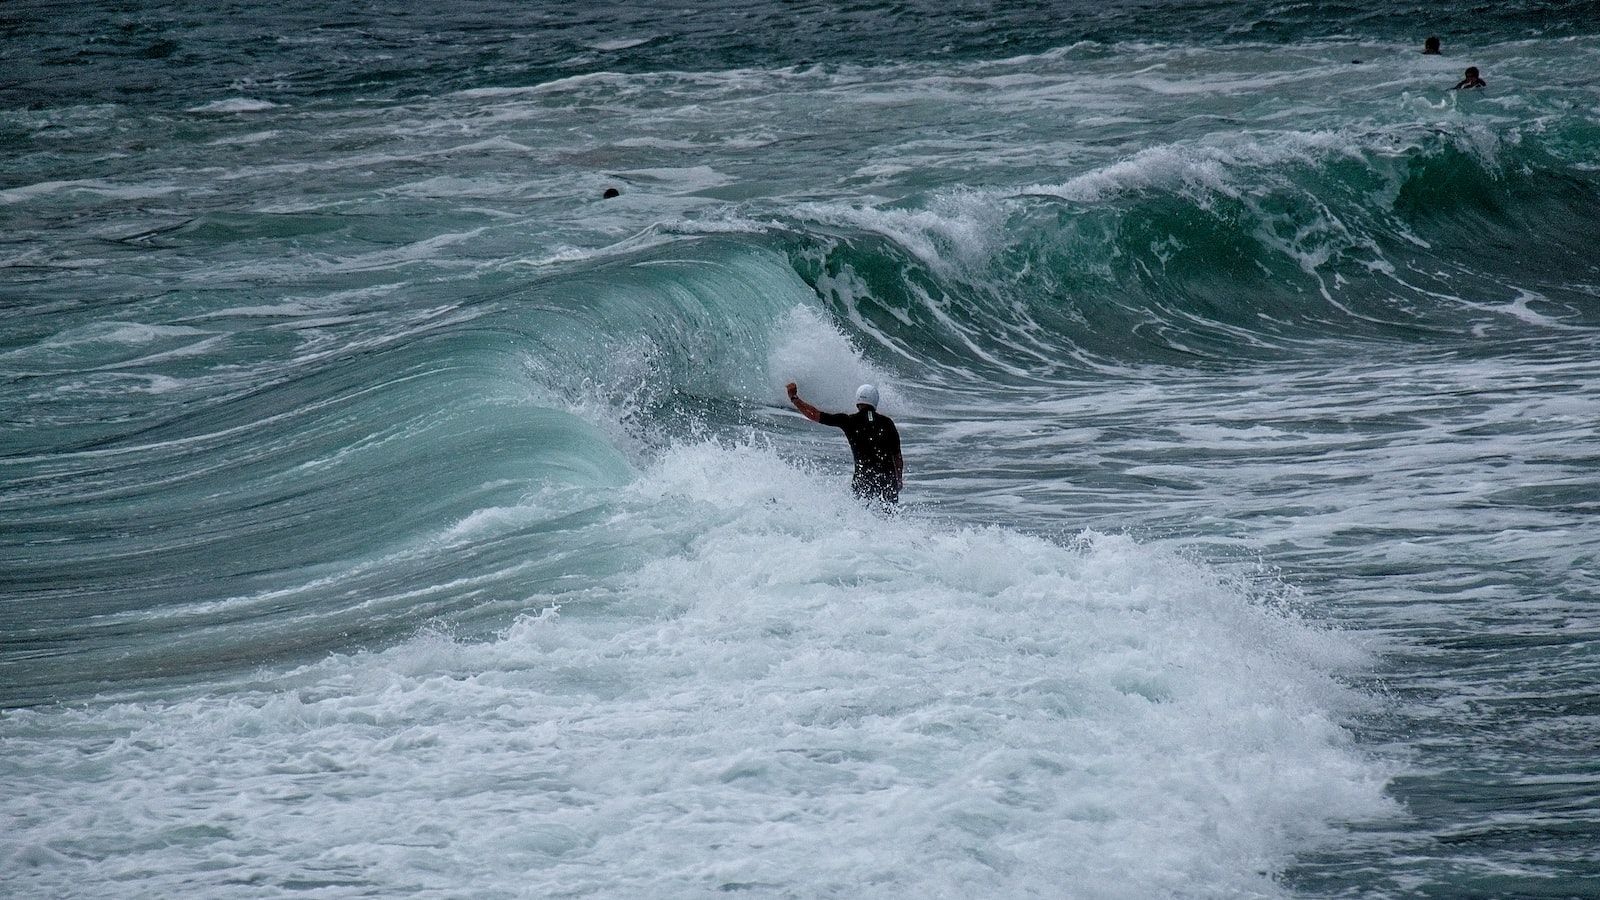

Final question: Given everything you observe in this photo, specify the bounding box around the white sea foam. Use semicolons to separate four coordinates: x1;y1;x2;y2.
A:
615;165;735;192
0;179;184;205
0;323;219;374
186;98;279;113
586;36;656;52
207;129;282;146
800;188;1010;275
767;305;898;412
1027;144;1240;204
0;438;1393;898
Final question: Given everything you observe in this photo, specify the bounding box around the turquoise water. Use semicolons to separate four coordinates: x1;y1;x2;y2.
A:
4;2;1600;897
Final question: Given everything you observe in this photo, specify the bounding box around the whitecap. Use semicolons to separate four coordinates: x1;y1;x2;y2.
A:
186;98;280;114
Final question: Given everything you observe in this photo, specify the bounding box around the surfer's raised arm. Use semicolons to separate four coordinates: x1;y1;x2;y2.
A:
786;382;823;422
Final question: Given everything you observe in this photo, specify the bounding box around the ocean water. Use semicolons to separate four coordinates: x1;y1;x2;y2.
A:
4;1;1600;897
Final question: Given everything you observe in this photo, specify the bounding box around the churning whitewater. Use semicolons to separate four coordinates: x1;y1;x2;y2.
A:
4;1;1599;898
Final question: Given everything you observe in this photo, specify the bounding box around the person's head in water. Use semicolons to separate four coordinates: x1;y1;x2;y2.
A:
855;384;879;410
1453;66;1485;90
1423;35;1441;54
602;187;620;199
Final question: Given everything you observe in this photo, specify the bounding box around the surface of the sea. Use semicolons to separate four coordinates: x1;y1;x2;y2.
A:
4;1;1599;897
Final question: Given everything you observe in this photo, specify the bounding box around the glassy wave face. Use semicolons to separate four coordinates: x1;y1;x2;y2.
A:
4;1;1599;897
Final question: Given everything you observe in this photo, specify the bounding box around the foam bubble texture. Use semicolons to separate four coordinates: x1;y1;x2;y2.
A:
1;441;1393;899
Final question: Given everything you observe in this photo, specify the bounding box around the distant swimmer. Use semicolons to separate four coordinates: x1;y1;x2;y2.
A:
1423;35;1441;54
603;187;621;198
1453;66;1486;90
787;381;903;507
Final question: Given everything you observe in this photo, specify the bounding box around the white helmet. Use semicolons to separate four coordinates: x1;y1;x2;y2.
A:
854;384;879;408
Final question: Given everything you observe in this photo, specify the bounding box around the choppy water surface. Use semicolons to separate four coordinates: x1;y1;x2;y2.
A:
4;1;1600;897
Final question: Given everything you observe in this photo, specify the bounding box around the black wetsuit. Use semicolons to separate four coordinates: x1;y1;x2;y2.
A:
819;408;901;504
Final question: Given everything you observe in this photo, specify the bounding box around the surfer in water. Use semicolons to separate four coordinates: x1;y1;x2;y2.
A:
1453;66;1486;89
787;381;903;507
